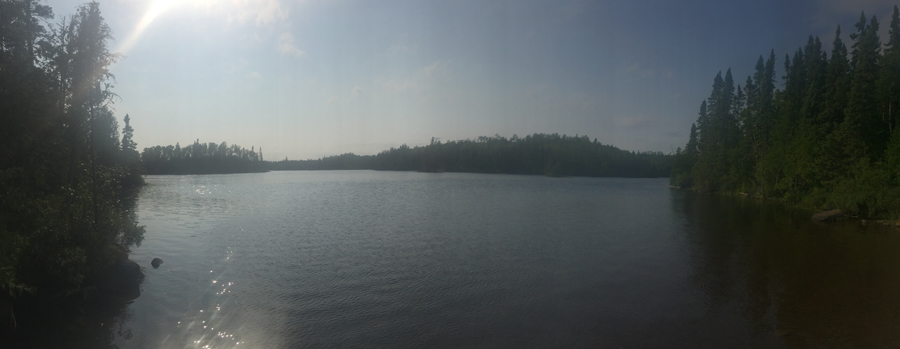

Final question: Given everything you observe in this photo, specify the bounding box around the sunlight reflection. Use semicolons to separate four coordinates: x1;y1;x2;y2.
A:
116;1;174;54
117;0;226;54
184;308;248;349
178;243;246;348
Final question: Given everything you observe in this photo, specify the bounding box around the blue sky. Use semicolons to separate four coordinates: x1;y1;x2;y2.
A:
45;0;900;160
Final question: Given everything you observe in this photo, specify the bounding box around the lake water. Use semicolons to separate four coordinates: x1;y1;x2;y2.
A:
99;171;900;348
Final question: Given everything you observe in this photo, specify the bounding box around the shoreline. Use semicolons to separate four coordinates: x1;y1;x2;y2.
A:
669;185;900;224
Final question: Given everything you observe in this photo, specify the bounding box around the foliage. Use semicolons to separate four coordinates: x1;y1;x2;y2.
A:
0;1;144;299
671;6;900;218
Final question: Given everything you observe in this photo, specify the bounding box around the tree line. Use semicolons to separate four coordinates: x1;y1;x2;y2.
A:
270;133;671;178
671;7;900;218
267;152;371;171
0;0;144;301
141;140;265;174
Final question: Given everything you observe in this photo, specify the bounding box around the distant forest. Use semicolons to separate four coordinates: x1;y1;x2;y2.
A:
141;140;265;174
671;7;900;218
268;134;671;178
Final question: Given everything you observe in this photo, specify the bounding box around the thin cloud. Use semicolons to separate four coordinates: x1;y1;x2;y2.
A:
626;63;656;79
614;116;647;129
811;0;896;33
821;0;895;16
663;131;681;138
380;61;452;95
277;32;306;58
223;0;289;26
422;61;450;77
387;43;416;56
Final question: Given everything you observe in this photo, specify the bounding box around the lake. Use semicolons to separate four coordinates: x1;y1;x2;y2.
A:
89;171;900;347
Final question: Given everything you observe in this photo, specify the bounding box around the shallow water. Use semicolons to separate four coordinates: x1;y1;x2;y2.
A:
94;171;900;348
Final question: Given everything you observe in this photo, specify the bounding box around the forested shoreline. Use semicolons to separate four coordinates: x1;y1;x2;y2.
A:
0;0;145;311
141;140;266;174
671;7;900;218
268;134;671;178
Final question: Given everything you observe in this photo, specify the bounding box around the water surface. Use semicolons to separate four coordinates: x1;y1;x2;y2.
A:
107;171;900;348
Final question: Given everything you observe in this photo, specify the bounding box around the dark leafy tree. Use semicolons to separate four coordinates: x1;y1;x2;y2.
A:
0;1;144;308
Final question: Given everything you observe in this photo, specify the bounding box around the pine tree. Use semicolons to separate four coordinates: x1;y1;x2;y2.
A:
121;114;136;156
686;123;699;160
822;26;850;130
696;101;710;154
879;6;900;135
846;13;884;159
754;51;777;158
802;36;827;122
722;69;738;147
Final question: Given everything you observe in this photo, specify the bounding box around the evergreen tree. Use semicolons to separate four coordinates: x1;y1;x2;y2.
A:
0;1;144;302
686;123;699;160
696;100;710;152
845;13;884;159
693;98;716;190
801;36;827;122
822;26;850;129
121;114;136;156
670;6;900;217
880;6;900;135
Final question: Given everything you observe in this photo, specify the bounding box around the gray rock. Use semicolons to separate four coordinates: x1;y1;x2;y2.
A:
811;209;843;222
151;258;163;268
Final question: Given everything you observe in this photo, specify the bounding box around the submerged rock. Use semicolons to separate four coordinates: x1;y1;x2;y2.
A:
811;209;843;222
151;258;164;268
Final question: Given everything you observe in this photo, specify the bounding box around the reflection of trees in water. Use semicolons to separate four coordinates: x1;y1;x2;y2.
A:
772;223;900;348
673;190;776;341
672;191;900;347
2;284;139;348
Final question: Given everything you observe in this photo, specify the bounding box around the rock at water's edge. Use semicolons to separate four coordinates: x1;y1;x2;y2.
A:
811;209;843;222
99;259;143;301
151;258;163;268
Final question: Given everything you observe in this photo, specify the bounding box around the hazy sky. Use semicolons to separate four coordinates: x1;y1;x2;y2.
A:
45;0;899;160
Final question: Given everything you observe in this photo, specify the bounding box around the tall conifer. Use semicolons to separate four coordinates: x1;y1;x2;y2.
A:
879;6;900;135
846;13;884;158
